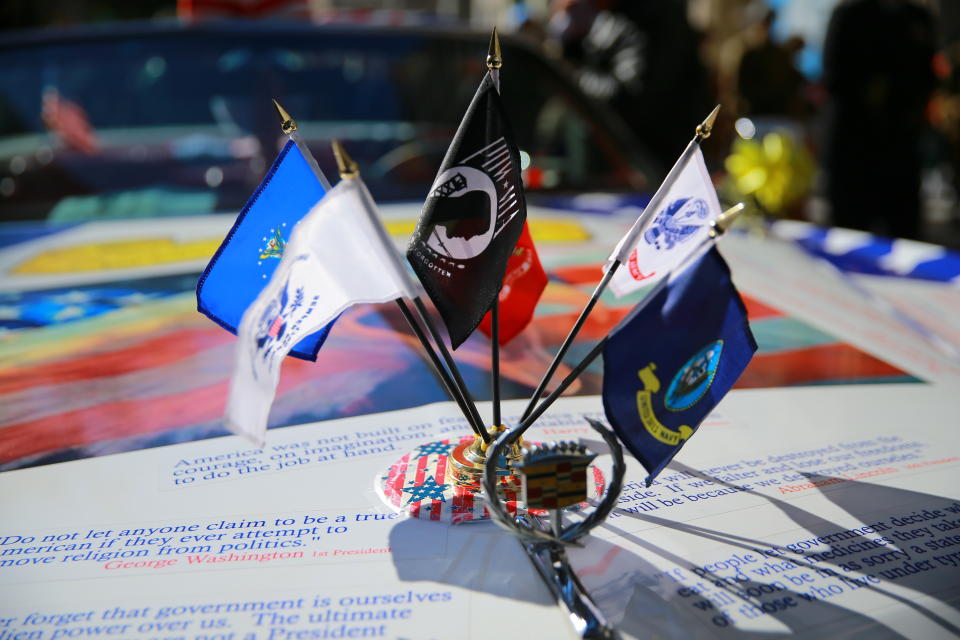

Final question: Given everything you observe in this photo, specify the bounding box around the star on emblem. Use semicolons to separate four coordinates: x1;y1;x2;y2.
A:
414;442;453;459
401;475;449;505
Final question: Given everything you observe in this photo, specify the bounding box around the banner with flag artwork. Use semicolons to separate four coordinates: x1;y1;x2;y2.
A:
608;145;722;297
406;71;527;349
602;246;757;485
197;140;328;360
478;222;547;345
226;177;417;445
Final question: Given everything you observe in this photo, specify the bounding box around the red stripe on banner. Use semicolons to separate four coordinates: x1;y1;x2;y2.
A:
736;342;909;388
431;451;447;521
0;345;406;463
393;454;410;507
593;467;606;497
551;264;604;286
577;545;623;577
537;306;632;343
741;295;784;321
450;490;462;522
0;379;231;463
390;457;409;508
0;328;233;396
462;485;474;522
450;451;466;519
409;450;430;519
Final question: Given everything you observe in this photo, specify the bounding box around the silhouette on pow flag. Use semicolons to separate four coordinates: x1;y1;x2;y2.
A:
427;173;492;246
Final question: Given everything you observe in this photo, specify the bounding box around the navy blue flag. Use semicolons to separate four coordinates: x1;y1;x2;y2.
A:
602;247;757;486
197;140;330;361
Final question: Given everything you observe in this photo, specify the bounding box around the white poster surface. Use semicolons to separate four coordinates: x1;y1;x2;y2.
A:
2;388;959;639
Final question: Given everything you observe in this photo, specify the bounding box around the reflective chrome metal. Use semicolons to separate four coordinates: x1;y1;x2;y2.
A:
483;417;626;638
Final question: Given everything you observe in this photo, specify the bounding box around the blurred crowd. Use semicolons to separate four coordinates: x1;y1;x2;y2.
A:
4;0;959;244
515;0;960;244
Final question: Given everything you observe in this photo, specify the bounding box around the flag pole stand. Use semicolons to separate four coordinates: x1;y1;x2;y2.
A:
484;418;627;639
375;202;743;523
374;423;608;524
373;29;611;523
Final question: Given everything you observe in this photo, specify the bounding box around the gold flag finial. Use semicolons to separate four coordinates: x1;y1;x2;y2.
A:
331;140;359;180
713;202;746;236
695;104;721;141
273;99;297;135
486;27;502;69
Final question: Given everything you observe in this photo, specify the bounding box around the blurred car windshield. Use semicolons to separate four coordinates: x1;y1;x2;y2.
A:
0;24;649;222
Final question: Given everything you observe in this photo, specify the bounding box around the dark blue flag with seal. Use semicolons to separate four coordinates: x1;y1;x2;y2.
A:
602;246;757;486
406;71;526;349
197;140;331;361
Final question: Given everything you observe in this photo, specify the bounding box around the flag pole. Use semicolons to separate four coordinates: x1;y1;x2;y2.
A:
488;27;504;429
273;99;332;191
329;139;490;440
411;297;488;441
508;203;745;443
518;105;722;423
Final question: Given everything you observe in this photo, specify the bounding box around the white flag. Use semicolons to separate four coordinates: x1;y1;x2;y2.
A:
607;144;722;297
225;178;416;445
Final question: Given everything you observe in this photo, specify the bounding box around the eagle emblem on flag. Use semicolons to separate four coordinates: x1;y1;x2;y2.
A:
643;197;709;251
259;227;287;260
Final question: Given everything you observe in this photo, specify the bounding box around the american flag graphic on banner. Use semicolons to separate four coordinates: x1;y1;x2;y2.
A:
377;436;605;524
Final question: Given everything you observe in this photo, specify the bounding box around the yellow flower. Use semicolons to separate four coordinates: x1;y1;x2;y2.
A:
724;131;814;216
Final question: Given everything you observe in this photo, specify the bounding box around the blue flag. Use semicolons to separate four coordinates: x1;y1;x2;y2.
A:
602;247;757;486
197;140;330;361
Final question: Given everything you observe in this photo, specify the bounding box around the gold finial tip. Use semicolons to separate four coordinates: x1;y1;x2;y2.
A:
715;202;745;233
331;139;359;179
272;99;297;135
696;104;721;140
486;26;502;69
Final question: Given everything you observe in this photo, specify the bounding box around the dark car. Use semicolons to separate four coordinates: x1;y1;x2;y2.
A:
0;20;655;224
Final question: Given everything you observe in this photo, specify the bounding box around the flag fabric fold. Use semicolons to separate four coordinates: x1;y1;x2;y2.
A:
406;71;527;349
197;140;328;360
607;144;722;297
226;178;416;445
601;246;756;485
478;222;547;345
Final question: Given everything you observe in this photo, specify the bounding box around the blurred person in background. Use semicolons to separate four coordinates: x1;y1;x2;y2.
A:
821;0;937;239
546;0;710;174
737;9;808;121
930;0;960;232
718;6;816;220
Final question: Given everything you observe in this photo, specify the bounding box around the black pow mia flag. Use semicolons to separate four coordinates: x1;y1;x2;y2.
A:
406;71;527;349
